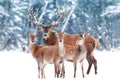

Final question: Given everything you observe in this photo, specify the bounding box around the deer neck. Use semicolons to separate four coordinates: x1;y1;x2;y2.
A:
78;42;87;54
58;41;65;57
43;32;57;45
28;44;38;55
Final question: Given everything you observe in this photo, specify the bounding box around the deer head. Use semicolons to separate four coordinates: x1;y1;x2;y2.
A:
56;32;65;45
27;33;38;44
76;33;85;45
28;8;64;39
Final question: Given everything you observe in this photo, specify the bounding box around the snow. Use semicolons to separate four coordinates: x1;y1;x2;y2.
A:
14;15;22;22
0;50;120;80
101;3;120;17
0;6;9;17
61;6;75;32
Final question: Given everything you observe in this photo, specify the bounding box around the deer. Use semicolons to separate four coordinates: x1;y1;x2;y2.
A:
27;32;65;79
28;8;64;45
65;33;98;75
61;33;87;78
74;33;87;78
28;8;98;75
84;34;98;74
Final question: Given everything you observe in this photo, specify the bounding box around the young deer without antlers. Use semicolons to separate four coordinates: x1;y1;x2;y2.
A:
75;33;87;77
27;32;65;79
28;8;98;75
64;33;87;78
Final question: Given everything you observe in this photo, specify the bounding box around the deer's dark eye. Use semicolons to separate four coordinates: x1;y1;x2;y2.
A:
80;34;82;37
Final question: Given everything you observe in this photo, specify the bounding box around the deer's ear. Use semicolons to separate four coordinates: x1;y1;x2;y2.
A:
63;32;66;36
55;32;58;37
80;32;85;38
38;26;44;31
35;33;38;37
82;33;85;38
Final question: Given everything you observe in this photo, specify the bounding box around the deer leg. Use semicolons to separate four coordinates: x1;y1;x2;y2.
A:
62;63;65;78
54;64;58;78
86;55;92;74
40;63;46;79
43;64;46;78
92;56;97;74
41;68;43;79
37;62;40;78
81;62;85;78
57;65;60;78
73;61;77;78
59;62;65;78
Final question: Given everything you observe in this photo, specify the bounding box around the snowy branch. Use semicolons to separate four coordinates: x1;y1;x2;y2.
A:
61;6;75;32
101;3;120;17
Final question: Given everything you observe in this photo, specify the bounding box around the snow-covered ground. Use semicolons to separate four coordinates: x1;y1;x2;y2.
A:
0;49;120;80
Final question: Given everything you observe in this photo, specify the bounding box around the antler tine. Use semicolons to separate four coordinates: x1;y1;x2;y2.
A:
28;8;36;23
28;8;44;27
51;8;65;27
36;9;39;17
58;7;65;16
58;11;64;22
28;9;32;22
29;8;34;18
28;8;34;22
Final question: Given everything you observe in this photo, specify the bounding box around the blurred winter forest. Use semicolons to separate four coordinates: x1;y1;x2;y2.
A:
0;0;120;51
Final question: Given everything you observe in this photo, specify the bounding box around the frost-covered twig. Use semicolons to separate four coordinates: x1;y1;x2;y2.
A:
101;3;120;17
61;6;75;32
36;1;48;31
38;1;48;21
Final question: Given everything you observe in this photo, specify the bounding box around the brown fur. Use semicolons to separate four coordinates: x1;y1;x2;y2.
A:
64;34;80;45
64;33;98;74
65;33;98;75
43;32;57;45
64;34;87;78
84;34;98;74
29;9;98;74
27;33;65;79
40;28;98;75
29;10;98;75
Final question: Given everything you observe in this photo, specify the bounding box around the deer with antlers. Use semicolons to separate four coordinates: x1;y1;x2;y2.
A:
28;8;98;76
27;32;65;79
28;8;64;45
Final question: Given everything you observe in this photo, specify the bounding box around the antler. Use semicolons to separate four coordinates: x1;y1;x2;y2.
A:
28;8;44;27
50;9;65;27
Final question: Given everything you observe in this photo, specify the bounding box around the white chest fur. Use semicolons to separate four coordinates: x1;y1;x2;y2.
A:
58;42;65;57
77;45;87;62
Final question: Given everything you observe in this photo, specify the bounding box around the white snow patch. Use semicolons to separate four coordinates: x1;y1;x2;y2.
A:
0;6;9;17
0;50;120;80
14;15;22;22
101;3;120;17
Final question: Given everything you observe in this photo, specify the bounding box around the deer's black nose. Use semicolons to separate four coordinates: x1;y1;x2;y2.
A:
43;33;47;37
60;40;62;42
44;34;47;36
